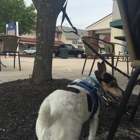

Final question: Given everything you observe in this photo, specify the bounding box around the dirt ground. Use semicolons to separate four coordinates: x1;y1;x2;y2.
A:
0;79;140;140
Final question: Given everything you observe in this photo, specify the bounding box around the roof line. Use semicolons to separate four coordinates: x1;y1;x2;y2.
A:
86;13;112;29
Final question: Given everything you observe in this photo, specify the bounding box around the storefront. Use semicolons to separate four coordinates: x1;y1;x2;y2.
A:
19;37;64;54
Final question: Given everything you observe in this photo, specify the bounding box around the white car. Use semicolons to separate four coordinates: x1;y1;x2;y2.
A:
23;47;36;55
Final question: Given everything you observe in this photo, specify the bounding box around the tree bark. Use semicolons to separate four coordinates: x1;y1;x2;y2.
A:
31;0;66;84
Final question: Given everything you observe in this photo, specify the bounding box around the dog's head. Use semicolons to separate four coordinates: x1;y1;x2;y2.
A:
94;62;123;101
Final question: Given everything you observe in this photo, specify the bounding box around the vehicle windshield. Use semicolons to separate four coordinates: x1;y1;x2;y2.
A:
72;44;78;48
28;47;36;50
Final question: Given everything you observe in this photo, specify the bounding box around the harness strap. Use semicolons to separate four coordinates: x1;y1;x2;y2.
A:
70;80;103;120
70;81;97;101
64;87;80;94
61;0;80;36
88;76;105;94
89;93;98;120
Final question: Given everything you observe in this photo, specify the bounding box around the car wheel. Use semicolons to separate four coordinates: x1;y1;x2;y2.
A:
76;53;82;59
53;52;56;57
23;52;27;55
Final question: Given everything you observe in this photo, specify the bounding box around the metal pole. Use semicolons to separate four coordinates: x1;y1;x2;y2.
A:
106;67;140;140
0;57;1;71
128;92;140;122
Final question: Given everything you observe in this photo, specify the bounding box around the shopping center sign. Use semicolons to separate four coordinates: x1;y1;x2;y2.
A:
6;22;19;36
72;40;83;45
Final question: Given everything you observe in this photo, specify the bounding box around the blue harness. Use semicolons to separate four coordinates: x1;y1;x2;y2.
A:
70;76;104;119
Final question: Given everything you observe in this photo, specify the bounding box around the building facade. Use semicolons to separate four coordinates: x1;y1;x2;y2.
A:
57;26;88;48
19;26;88;53
86;0;125;55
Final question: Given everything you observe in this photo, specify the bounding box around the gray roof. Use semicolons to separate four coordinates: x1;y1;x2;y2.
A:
58;26;88;40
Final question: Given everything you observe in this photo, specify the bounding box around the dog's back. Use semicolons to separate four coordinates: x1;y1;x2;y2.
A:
36;87;92;140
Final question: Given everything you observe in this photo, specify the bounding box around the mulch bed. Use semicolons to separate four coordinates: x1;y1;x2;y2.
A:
0;79;140;140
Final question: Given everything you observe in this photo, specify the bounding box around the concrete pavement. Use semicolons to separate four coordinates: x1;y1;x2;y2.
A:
0;56;139;95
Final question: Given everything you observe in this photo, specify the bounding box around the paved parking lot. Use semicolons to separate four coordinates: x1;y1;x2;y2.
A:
0;56;139;95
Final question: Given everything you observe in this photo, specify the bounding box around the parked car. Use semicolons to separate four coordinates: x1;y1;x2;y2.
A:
99;48;105;54
53;44;85;58
23;47;36;55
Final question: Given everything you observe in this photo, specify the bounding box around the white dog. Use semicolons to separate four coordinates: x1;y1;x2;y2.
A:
36;62;122;140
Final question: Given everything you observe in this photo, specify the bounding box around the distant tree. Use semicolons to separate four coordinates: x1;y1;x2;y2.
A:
31;0;66;84
0;0;36;35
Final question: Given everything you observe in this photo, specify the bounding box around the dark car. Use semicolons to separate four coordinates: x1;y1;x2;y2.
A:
53;44;85;58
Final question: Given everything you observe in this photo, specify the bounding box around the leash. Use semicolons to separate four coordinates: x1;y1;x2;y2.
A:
96;89;140;115
61;0;80;36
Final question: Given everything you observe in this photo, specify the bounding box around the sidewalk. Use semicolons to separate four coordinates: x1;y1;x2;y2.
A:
0;56;139;95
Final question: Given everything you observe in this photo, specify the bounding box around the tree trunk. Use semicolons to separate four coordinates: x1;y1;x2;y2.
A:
32;0;66;84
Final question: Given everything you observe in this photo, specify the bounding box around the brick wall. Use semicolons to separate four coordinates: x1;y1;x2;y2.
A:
87;30;99;58
88;30;99;52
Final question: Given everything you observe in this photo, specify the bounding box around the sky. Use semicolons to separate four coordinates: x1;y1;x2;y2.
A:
24;0;113;29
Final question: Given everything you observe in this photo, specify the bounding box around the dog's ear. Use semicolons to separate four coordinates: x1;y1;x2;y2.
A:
97;61;106;76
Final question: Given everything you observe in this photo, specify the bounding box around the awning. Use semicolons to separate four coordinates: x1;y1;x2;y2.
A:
20;37;36;43
19;37;64;45
103;36;110;41
54;41;64;45
110;19;122;29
